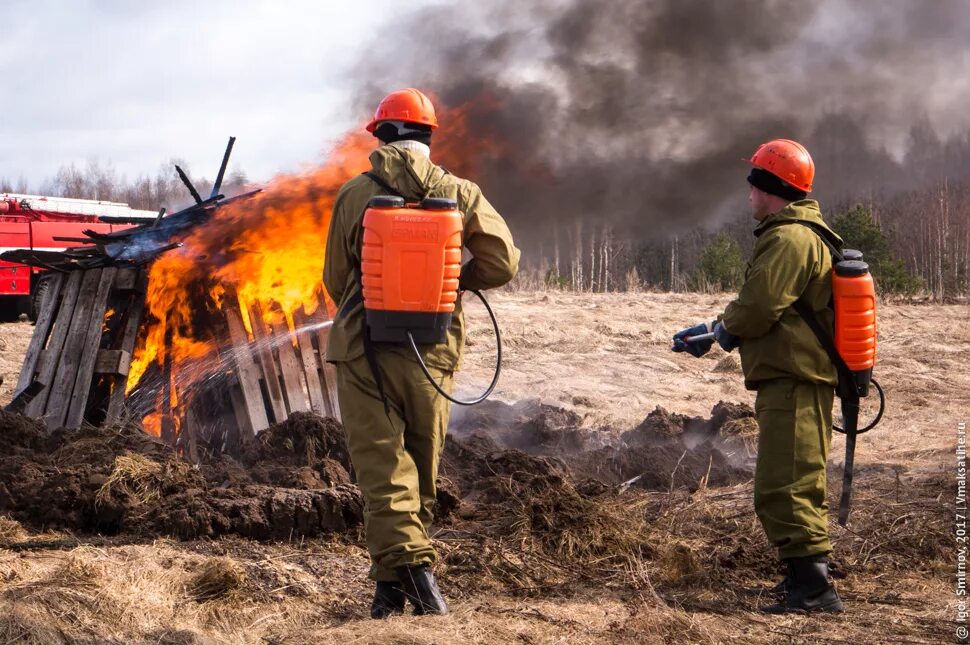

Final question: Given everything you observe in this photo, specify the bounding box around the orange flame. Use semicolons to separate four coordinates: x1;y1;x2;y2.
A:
142;412;162;437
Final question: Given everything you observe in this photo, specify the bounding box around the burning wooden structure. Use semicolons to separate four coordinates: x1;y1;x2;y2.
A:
2;138;341;457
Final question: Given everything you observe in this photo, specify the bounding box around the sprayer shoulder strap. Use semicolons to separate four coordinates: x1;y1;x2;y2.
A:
362;171;401;197
762;220;854;381
350;177;395;412
773;220;852;382
349;264;394;416
790;299;853;381
760;219;845;263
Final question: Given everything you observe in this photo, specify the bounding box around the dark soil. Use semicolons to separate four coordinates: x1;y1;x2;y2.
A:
446;399;755;496
0;409;362;540
0;399;756;544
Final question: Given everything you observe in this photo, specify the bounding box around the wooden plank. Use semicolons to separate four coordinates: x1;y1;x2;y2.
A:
315;320;341;420
44;269;103;427
106;273;147;424
94;349;131;376
65;267;117;428
161;415;177;446
113;268;138;291
4;382;45;415
228;384;257;442
224;305;269;435
270;317;310;414
247;302;287;423
160;324;176;446
311;285;340;418
293;310;326;414
181;406;200;463
15;273;65;393
26;271;84;418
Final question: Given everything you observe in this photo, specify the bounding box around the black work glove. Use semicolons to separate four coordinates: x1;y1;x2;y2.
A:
713;322;741;352
672;322;714;358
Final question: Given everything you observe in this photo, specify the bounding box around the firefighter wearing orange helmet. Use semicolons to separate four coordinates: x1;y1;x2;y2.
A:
324;88;519;618
673;139;845;613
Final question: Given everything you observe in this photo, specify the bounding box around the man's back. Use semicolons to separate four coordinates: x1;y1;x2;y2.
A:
324;143;519;371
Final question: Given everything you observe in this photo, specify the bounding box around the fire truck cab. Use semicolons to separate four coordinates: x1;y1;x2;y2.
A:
0;194;158;320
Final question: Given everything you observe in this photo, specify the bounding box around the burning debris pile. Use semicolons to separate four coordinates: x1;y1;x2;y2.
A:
121;132;385;444
1;134;386;454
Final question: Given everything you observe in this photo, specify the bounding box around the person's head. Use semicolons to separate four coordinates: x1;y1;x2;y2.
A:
366;88;438;147
748;184;793;222
745;139;814;221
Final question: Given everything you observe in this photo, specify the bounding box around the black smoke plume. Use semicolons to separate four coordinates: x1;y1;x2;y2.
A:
354;0;970;256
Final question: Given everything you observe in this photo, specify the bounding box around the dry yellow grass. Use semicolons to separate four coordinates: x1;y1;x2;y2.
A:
0;516;28;547
186;556;246;602
97;452;165;507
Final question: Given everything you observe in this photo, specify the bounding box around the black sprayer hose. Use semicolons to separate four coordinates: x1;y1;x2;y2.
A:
407;289;502;406
833;377;884;434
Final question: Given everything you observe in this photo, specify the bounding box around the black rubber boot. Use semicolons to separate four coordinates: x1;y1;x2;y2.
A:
370;581;406;619
768;561;793;596
762;556;844;614
396;565;450;616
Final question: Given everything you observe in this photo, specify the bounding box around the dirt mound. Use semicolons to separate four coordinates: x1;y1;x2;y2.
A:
0;412;362;540
623;401;754;446
440;431;570;507
434;398;756;594
241;411;350;471
707;401;755;434
148;485;362;540
0;410;46;454
439;424;657;595
234;412;353;489
622;406;697;444
0;399;755;542
445;400;755;496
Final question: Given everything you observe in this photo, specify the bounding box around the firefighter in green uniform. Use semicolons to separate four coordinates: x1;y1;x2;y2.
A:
324;88;520;618
672;139;844;613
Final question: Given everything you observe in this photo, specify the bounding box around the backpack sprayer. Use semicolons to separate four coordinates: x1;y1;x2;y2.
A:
810;245;884;525
786;234;886;526
359;191;501;406
684;232;885;525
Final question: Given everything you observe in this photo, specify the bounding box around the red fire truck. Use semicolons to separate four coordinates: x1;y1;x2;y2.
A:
0;194;158;320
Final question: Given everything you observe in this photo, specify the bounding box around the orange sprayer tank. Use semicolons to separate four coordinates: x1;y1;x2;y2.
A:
361;195;463;343
832;259;876;394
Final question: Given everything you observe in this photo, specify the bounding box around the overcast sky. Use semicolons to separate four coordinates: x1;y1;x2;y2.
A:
0;0;442;189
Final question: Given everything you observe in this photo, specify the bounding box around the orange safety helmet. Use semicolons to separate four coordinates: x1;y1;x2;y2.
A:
746;139;815;193
365;88;439;133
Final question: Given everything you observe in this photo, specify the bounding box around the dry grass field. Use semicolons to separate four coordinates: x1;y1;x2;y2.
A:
0;291;964;644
